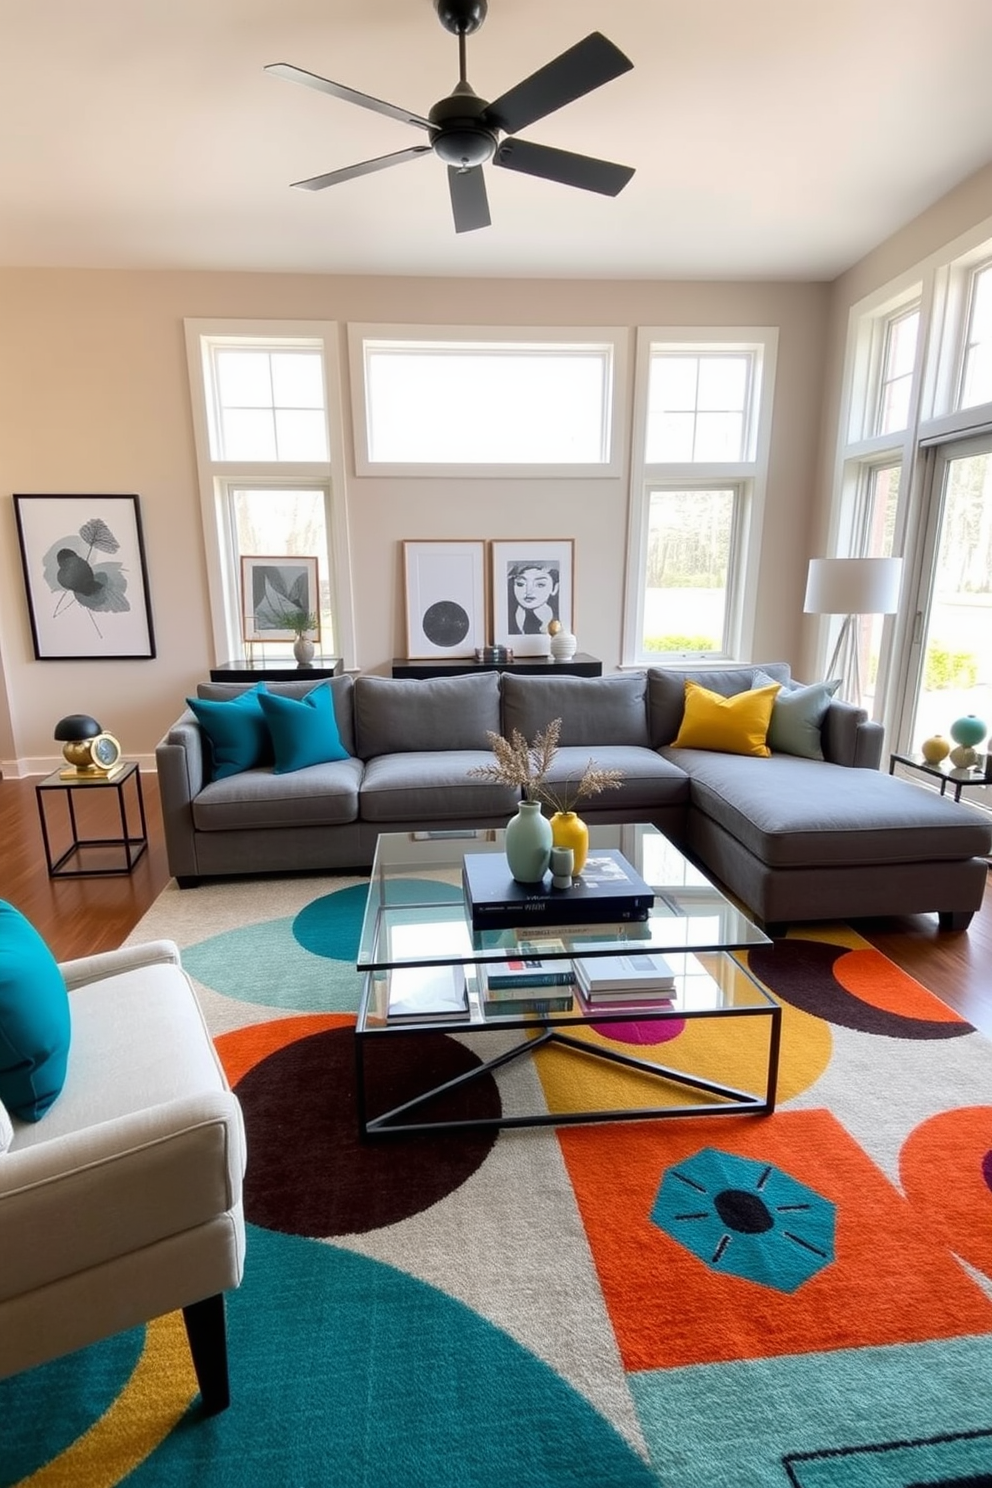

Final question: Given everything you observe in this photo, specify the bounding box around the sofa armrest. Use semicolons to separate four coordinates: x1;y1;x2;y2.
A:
822;700;884;769
59;940;182;992
155;712;208;879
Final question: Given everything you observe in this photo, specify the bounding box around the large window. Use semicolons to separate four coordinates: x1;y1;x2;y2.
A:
348;325;626;476
876;308;920;436
645;354;753;463
624;329;777;665
960;261;992;410
832;224;992;765
185;323;354;668
207;347;328;462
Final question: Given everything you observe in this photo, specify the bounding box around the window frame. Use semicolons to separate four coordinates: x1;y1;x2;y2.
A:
184;319;356;669
346;323;629;479
622;326;778;667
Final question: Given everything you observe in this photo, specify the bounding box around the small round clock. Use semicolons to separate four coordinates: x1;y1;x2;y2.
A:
89;732;123;772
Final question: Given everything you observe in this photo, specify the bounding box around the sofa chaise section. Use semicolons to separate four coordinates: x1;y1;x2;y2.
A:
648;664;991;931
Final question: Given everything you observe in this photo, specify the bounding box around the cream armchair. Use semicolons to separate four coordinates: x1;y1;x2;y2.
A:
0;940;246;1414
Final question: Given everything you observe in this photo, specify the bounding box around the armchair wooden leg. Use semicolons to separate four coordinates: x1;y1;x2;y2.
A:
182;1293;231;1414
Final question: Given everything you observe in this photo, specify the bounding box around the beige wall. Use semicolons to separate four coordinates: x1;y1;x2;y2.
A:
0;268;828;772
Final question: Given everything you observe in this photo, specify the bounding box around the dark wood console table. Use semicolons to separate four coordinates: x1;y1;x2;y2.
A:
391;653;602;679
210;657;343;681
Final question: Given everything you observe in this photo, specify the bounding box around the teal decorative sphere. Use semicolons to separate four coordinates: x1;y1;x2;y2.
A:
949;714;986;747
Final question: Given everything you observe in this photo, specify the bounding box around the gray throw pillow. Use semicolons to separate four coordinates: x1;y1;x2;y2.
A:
753;671;841;759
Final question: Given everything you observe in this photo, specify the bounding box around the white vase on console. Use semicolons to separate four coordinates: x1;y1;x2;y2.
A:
550;628;577;662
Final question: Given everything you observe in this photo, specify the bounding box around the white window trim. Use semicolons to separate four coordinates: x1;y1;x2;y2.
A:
346;323;629;479
622;326;778;667
184;319;356;669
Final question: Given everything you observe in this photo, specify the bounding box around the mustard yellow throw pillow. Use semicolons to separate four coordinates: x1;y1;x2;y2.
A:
671;681;780;757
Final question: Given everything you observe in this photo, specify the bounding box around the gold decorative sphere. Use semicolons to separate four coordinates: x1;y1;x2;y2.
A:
547;620;562;636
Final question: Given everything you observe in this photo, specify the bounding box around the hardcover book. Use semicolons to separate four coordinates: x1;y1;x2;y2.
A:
574;986;675;1015
463;849;654;931
483;939;575;990
573;949;676;996
482;991;574;1017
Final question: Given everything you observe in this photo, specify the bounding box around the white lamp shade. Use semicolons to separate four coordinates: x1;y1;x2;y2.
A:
803;557;903;616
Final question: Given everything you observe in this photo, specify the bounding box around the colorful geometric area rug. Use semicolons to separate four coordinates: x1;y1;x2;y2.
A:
3;875;992;1487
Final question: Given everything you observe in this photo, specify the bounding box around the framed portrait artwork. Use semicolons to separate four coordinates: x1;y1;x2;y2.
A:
13;494;156;660
403;540;486;658
490;538;574;654
241;556;320;642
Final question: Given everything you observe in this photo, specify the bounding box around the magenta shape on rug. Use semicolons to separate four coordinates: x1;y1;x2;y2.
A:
590;1017;686;1046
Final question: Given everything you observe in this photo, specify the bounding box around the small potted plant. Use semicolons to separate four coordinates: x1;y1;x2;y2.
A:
270;605;319;666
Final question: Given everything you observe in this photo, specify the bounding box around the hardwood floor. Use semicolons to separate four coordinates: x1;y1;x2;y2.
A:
2;772;990;1035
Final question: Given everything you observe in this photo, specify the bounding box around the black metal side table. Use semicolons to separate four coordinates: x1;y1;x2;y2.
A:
889;751;992;804
36;762;148;877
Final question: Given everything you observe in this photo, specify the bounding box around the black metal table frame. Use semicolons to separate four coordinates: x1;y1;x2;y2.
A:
36;763;148;877
354;993;782;1137
889;750;992;803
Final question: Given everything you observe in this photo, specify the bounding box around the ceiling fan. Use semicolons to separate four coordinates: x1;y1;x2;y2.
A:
265;0;634;234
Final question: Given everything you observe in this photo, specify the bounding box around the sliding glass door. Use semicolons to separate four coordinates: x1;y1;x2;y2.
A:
902;435;992;753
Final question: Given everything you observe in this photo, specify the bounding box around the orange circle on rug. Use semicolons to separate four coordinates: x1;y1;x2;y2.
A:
831;948;966;1023
900;1105;992;1279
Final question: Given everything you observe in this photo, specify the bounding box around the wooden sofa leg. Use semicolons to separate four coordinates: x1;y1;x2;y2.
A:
182;1293;231;1414
938;909;974;931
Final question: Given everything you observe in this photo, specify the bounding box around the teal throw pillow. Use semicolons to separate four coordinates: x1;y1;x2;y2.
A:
257;684;350;773
187;684;272;781
753;672;841;760
0;900;71;1121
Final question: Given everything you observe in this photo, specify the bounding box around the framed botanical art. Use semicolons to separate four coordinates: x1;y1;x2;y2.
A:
13;494;156;660
490;538;574;654
241;556;320;642
403;540;486;658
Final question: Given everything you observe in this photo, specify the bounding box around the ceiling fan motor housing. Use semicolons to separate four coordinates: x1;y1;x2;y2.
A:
434;0;488;35
429;88;497;168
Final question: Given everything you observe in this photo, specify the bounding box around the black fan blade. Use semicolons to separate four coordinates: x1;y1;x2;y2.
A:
265;63;432;131
447;166;491;233
494;138;633;197
482;32;632;136
291;146;432;191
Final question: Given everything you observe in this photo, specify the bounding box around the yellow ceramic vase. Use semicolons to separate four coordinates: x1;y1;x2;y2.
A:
550;811;589;876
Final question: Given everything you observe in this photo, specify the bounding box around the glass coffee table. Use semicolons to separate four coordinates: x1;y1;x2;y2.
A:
354;823;779;1137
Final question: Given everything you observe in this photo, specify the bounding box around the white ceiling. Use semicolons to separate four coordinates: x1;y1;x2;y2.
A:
3;0;992;282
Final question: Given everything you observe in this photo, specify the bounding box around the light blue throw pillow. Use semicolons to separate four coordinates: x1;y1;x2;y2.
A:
257;684;350;773
187;684;271;780
753;672;841;759
0;900;71;1121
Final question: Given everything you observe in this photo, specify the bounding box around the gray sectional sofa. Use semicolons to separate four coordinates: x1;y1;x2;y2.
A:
155;664;992;931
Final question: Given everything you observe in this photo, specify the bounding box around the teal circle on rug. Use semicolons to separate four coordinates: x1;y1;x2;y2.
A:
122;1225;659;1488
181;878;455;1014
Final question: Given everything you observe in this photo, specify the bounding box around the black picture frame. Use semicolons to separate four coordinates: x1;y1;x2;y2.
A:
13;494;156;660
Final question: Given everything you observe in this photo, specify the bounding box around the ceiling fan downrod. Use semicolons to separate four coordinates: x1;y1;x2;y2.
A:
430;0;496;169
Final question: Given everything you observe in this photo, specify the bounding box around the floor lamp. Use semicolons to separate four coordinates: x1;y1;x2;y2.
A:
803;557;903;705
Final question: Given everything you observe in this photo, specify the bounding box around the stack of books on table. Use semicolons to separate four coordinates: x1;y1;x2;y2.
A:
572;949;676;1014
462;848;655;933
479;939;575;1016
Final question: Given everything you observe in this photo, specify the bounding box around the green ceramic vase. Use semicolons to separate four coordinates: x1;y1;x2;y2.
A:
504;800;553;884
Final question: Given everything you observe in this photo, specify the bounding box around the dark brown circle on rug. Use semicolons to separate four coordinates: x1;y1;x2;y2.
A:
749;939;974;1040
236;1027;501;1236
